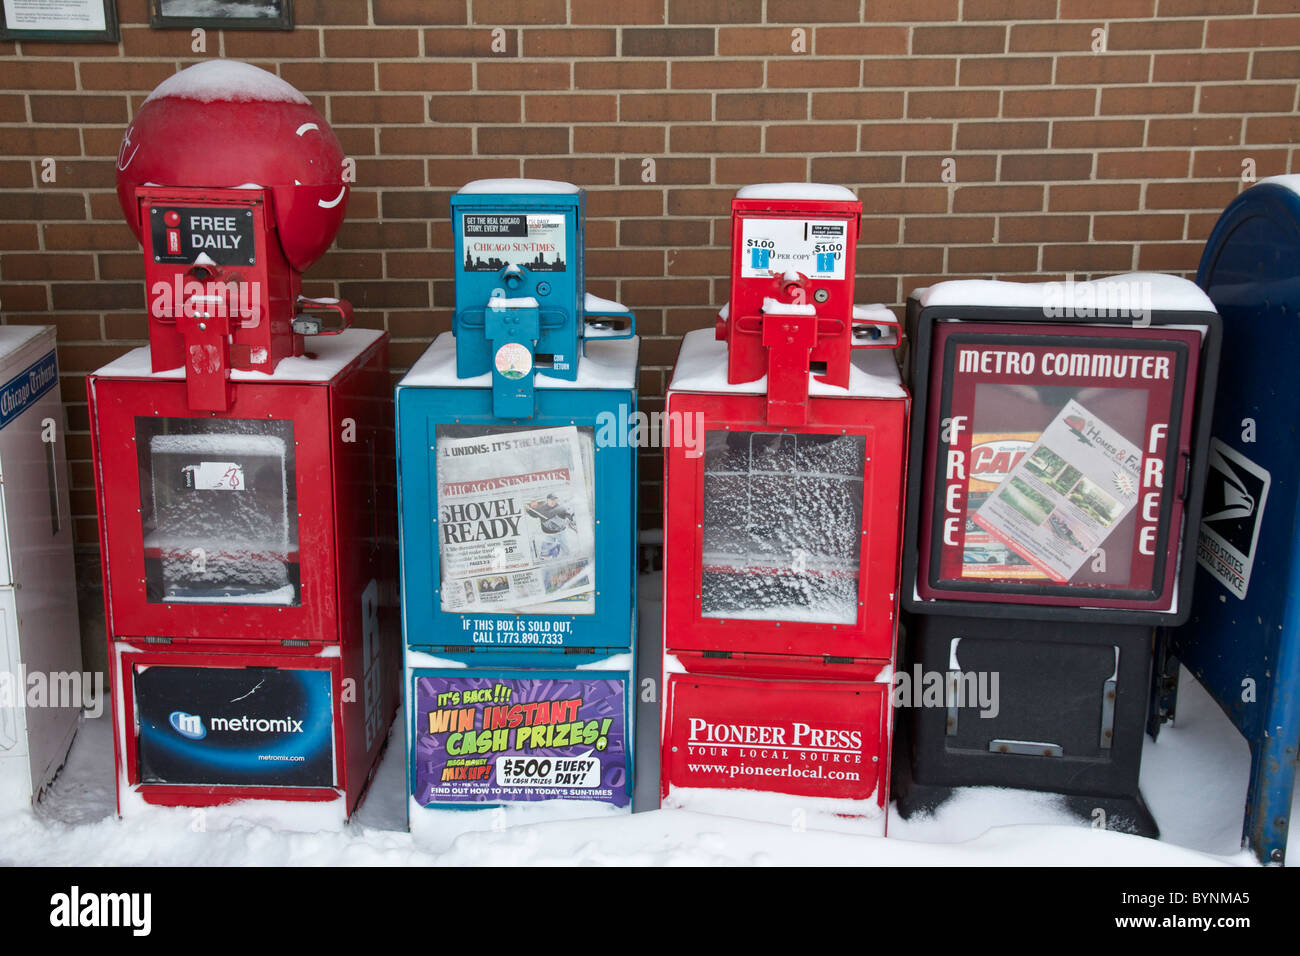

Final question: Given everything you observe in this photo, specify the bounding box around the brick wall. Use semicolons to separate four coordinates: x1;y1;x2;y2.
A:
1;0;1298;551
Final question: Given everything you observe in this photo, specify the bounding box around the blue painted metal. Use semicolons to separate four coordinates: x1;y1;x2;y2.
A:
1161;177;1300;864
451;186;634;418
396;370;639;668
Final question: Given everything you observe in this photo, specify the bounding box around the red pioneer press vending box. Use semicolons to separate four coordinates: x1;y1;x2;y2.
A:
661;183;908;829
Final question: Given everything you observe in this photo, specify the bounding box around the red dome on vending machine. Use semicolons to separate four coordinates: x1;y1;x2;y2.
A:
115;59;349;272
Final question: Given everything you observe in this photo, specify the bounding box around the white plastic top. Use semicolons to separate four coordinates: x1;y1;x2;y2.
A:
457;178;580;195
914;272;1216;314
91;328;384;383
735;182;857;202
398;332;639;391
1258;174;1300;196
668;328;906;400
143;60;310;106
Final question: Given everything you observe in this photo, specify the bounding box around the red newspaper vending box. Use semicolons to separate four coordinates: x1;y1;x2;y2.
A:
89;332;399;818
661;183;908;830
88;61;398;819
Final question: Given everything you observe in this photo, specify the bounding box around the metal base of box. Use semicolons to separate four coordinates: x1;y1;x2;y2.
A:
890;731;1159;838
893;613;1159;838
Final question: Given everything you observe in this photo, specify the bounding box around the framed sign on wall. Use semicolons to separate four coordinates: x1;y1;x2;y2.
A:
1;0;119;42
149;0;293;31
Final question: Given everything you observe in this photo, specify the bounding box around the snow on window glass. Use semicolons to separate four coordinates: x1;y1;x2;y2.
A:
137;417;299;606
701;430;864;625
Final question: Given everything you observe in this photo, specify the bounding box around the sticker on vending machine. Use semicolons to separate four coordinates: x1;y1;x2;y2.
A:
740;218;847;280
181;461;246;491
411;674;628;807
1196;439;1271;600
461;212;567;272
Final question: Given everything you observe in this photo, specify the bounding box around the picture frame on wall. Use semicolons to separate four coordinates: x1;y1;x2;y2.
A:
149;0;293;31
1;0;120;42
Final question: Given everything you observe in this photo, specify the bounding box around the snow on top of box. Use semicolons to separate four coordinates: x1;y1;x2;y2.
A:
0;324;51;364
853;303;898;323
398;331;638;391
488;296;540;310
668;328;905;399
1258;174;1300;197
149;433;286;455
762;297;817;316
735;182;857;202
143;60;310;106
91;328;384;382
914;272;1216;314
584;292;630;314
458;178;580;195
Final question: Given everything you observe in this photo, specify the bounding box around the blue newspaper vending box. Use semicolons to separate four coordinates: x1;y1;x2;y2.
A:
398;180;638;820
1153;175;1300;864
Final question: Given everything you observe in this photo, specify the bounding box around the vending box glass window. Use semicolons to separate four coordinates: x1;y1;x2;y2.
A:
136;418;300;606
700;429;866;626
915;324;1201;611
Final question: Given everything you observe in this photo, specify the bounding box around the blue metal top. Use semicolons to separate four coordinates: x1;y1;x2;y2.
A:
450;184;634;419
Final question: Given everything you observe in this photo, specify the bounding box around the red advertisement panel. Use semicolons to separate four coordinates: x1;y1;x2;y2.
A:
662;672;886;804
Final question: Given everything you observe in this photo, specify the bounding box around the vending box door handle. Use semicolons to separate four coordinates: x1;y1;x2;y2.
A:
583;309;635;341
293;296;353;336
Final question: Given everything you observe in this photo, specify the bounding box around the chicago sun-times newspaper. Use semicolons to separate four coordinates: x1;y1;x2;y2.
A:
971;399;1142;584
436;426;595;613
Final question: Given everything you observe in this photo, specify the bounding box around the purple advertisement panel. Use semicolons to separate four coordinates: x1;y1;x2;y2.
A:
412;673;629;807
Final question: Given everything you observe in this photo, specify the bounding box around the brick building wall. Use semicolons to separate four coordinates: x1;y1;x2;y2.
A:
1;0;1297;555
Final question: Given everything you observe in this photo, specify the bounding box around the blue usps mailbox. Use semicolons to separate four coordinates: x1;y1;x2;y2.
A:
399;179;638;819
1153;175;1300;864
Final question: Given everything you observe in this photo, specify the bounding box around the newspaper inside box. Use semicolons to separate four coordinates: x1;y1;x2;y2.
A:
917;323;1202;606
435;424;597;616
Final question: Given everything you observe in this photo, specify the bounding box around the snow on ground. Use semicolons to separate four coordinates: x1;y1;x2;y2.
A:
0;571;1286;866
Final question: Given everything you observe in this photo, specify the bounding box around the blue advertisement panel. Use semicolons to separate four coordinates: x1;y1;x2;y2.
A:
135;665;334;787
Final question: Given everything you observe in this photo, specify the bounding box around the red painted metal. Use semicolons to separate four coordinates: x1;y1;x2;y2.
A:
662;673;889;803
90;336;399;817
662;390;907;664
116;64;353;410
721;192;879;423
